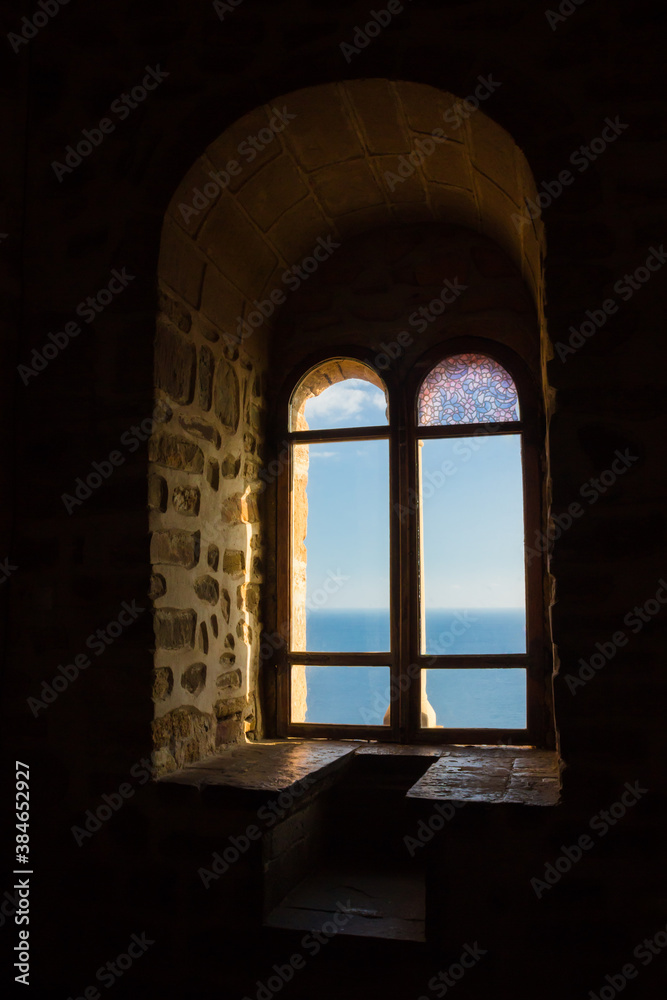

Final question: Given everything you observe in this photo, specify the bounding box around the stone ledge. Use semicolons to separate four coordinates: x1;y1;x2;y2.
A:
157;740;561;805
157;738;360;794
355;743;444;757
406;747;561;806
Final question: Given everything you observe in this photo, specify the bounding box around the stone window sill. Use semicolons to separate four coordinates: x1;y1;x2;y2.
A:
158;740;561;806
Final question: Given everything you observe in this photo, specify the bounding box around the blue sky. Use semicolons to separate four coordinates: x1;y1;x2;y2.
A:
298;380;526;611
302;377;388;429
420;435;526;609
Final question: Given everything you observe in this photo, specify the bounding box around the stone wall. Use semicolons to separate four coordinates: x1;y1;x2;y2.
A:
271;223;540;374
150;280;267;773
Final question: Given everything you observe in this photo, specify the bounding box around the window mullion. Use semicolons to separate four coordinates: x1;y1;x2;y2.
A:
399;386;421;743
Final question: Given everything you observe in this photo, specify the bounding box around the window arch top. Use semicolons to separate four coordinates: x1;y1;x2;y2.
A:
290;359;389;432
418;353;519;427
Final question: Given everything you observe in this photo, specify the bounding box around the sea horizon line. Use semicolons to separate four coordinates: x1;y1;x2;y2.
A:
306;606;526;612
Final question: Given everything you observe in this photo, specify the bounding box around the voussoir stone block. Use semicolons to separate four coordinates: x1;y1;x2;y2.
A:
151;529;200;568
158;219;206;308
346;79;410;155
154;322;196;404
237;154;309;232
149;433;204;473
311;160;384;217
420;142;471;190
395;81;464;140
282;87;362;171
375;154;427;204
198;193;278;299
154;608;197;650
267;196;330;268
200;267;245;340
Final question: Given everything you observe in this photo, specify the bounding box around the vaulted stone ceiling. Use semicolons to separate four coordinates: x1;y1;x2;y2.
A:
159;79;546;352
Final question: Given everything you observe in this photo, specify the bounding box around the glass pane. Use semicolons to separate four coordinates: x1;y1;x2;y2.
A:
291;665;391;725
307;608;390;653
291;439;390;652
422;668;527;729
418;353;519;426
290;360;388;431
419;435;526;654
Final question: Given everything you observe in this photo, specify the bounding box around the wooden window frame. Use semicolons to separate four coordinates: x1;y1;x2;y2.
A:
274;337;551;748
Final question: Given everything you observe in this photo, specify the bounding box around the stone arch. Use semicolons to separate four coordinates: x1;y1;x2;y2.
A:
161;78;545;328
290;358;387;431
151;79;549;773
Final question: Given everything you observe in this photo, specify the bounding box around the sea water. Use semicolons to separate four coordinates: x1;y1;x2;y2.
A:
300;608;526;729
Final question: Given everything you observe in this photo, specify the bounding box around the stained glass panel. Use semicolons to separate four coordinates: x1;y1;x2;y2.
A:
418;353;519;426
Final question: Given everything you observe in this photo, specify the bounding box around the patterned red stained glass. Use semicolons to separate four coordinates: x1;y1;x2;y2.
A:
418;353;519;425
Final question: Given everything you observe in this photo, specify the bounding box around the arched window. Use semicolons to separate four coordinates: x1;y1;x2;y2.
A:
282;358;394;736
276;344;549;746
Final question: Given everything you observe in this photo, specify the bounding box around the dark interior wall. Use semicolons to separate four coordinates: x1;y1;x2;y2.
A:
2;0;666;997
